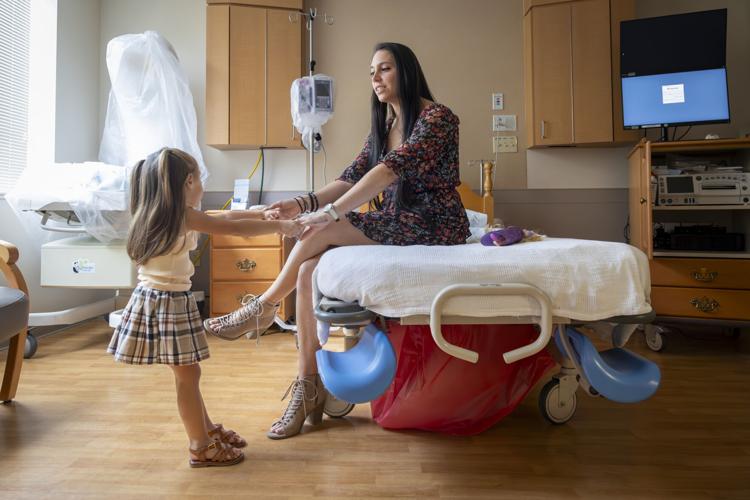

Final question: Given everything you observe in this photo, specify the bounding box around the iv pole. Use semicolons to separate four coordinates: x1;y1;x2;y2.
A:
291;8;334;192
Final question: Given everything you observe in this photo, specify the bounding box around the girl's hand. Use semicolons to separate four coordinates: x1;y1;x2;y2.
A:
266;198;302;220
298;211;334;241
278;219;303;239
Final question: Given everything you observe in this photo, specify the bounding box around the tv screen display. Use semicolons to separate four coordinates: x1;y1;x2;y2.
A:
622;68;730;128
620;9;729;129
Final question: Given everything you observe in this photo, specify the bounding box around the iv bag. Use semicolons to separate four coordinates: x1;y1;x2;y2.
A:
291;74;335;151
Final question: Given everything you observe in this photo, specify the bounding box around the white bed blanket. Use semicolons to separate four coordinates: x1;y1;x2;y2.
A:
314;238;651;321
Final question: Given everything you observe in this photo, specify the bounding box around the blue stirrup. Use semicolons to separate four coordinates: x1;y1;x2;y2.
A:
557;327;660;403
316;323;397;404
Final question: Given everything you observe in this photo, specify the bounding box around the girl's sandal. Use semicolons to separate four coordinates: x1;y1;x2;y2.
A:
189;441;244;468
209;423;247;448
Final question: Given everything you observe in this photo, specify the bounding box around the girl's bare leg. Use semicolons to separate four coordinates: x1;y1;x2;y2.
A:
171;364;241;460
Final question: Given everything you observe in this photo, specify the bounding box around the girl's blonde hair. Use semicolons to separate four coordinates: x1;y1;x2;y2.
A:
126;147;199;265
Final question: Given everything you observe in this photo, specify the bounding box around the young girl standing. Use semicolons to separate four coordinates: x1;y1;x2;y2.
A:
108;147;301;467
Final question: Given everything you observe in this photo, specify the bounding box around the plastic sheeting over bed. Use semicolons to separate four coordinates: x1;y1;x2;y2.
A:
314;238;651;322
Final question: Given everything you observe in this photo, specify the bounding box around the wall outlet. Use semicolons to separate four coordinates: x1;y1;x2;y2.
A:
492;114;517;132
492;136;518;153
492;93;504;110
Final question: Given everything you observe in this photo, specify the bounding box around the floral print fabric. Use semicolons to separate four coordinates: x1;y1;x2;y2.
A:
338;103;469;246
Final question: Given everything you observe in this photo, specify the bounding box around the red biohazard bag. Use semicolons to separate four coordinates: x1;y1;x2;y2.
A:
370;321;555;435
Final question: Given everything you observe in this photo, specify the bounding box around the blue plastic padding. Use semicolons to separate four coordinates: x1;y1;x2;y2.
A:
316;323;397;404
559;327;661;403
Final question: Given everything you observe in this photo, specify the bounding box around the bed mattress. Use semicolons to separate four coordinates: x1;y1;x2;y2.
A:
314;238;651;321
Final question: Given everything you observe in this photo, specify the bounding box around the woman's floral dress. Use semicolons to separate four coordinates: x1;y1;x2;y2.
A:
338;102;469;246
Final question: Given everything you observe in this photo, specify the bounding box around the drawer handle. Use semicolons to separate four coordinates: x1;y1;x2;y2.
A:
236;258;256;272
691;268;718;282
235;292;252;303
690;296;719;313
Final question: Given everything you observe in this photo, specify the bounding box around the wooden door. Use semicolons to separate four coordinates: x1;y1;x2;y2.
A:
229;5;266;146
571;0;612;144
530;2;573;146
610;0;640;143
627;141;653;258
267;8;302;148
205;5;230;146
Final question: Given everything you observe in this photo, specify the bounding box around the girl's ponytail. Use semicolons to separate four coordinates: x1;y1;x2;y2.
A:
127;148;198;265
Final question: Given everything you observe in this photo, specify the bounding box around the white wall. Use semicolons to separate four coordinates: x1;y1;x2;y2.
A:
98;0;308;193
527;147;631;189
55;0;100;163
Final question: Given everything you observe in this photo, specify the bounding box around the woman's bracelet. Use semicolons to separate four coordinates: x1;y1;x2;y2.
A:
308;191;319;212
293;196;304;214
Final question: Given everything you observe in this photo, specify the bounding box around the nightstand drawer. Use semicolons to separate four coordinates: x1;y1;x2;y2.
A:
211;233;282;248
211;248;281;280
211;281;273;315
651;286;750;320
650;258;750;289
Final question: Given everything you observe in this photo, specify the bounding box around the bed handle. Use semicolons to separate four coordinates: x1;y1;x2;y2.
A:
429;283;553;364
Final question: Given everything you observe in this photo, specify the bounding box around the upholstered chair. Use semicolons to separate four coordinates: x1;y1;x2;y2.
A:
0;240;29;403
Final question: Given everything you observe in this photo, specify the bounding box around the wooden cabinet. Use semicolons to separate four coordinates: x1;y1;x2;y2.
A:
628;138;750;321
206;1;302;149
209;230;295;323
523;0;639;147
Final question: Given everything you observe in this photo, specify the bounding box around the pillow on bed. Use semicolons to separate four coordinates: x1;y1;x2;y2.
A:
465;209;488;243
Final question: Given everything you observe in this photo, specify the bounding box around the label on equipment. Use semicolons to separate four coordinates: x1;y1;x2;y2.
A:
72;259;96;274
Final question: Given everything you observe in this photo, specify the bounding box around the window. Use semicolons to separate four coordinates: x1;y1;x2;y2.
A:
0;0;31;195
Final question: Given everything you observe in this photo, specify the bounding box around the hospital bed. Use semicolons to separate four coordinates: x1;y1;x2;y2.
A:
7;163;137;357
312;165;660;425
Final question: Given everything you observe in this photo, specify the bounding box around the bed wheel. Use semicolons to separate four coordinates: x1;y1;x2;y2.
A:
323;393;355;418
644;325;666;352
539;379;577;425
24;332;38;359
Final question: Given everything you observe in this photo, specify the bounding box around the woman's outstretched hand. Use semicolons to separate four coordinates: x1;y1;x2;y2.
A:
265;198;301;220
277;219;304;239
298;210;334;241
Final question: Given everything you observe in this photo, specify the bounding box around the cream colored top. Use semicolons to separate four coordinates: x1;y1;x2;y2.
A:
137;231;198;292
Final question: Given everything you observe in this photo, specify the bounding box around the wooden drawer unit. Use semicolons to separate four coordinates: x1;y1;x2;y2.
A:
209;231;294;321
651;287;750;321
650;258;750;290
628;139;750;324
211;248;281;281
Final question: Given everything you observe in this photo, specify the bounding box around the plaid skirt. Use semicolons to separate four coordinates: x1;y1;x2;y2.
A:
107;285;210;365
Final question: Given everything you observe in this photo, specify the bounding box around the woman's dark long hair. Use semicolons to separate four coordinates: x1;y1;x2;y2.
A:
368;42;434;213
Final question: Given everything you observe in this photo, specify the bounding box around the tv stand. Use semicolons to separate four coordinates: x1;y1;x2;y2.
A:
658;126;669;142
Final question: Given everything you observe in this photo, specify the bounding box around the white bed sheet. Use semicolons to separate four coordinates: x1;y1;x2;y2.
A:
314;238;651;321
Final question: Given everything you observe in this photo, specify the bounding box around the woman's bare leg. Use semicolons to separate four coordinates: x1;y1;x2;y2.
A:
295;256;322;376
261;218;375;305
206;219;374;331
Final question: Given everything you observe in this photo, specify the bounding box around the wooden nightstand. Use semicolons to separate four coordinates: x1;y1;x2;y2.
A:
209;232;295;324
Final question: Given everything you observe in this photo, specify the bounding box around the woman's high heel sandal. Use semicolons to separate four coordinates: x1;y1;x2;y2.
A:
203;294;279;341
266;374;327;440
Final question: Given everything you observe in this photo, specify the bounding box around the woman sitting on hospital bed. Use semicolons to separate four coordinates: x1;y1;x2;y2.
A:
203;42;470;439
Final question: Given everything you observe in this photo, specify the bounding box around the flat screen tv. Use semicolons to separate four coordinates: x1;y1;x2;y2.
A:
620;9;729;138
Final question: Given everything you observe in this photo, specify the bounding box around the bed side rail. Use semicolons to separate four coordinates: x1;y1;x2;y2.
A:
430;283;553;364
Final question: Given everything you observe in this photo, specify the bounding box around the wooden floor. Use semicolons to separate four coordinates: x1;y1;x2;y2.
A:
1;321;749;499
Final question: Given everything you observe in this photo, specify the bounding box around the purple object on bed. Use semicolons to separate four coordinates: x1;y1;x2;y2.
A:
480;226;524;246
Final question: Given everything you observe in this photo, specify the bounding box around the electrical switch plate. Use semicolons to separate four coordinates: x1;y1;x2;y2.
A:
492;136;518;153
492;93;504;110
492;114;517;132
